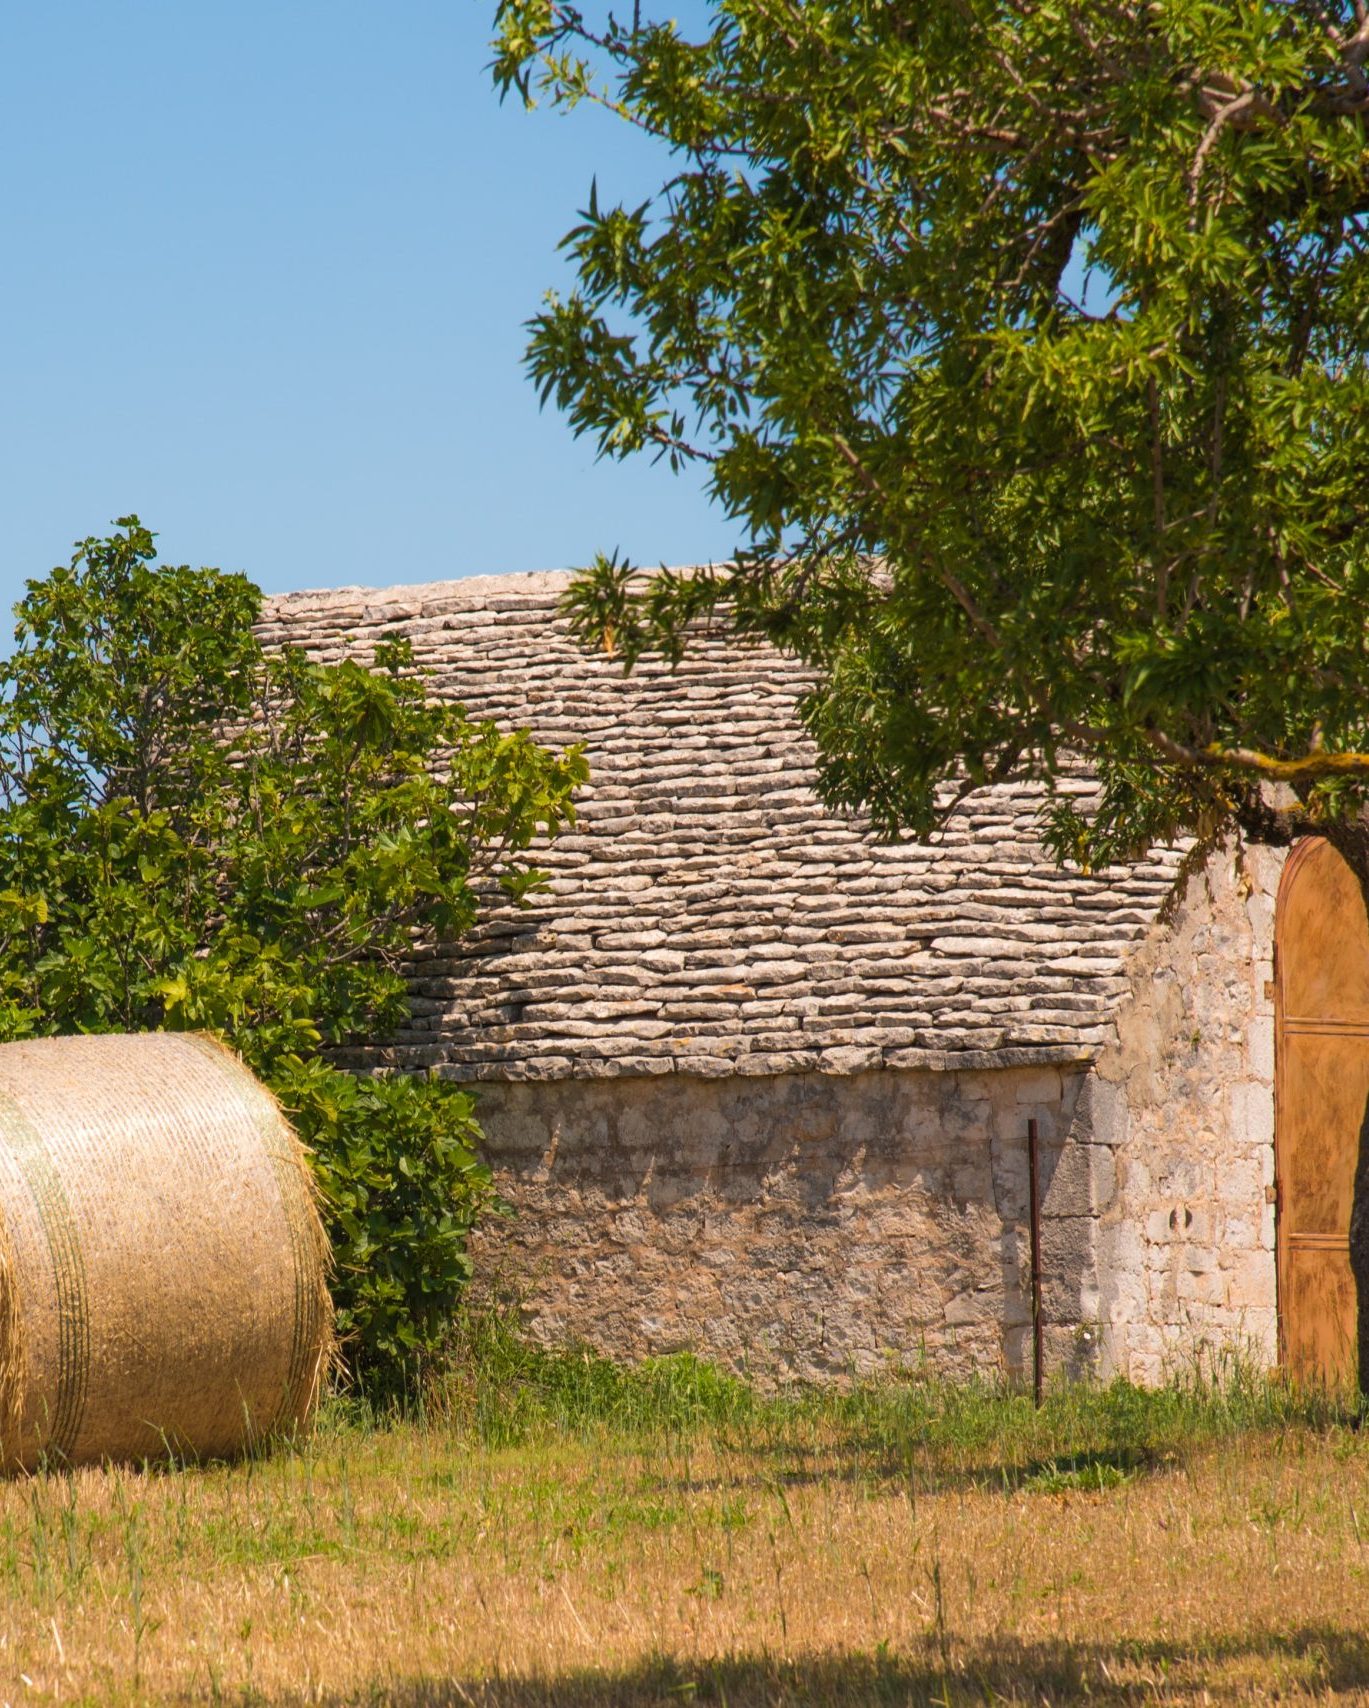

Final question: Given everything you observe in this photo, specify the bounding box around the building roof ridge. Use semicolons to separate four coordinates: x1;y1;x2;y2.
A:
263;562;731;614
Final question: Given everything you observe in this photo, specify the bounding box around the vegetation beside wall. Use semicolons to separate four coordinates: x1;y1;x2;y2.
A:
0;519;587;1394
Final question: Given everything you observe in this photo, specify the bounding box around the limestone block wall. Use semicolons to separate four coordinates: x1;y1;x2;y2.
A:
470;1063;1092;1384
1088;844;1285;1383
466;841;1285;1390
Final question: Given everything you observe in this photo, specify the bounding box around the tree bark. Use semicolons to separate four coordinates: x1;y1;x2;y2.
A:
1344;835;1369;1402
1239;798;1369;1397
1351;1092;1369;1401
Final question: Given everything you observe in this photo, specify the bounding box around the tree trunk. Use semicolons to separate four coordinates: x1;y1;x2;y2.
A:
1326;821;1369;1401
1351;1096;1369;1400
1240;801;1369;1398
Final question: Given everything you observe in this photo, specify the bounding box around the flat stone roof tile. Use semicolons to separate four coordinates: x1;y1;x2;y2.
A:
263;571;1180;1079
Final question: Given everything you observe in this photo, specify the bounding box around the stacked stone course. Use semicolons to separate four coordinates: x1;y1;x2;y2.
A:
260;572;1281;1385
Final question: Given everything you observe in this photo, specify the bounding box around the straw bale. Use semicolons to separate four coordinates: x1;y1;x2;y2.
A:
0;1032;332;1470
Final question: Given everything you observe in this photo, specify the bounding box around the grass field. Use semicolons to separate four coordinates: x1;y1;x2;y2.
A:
3;1338;1369;1706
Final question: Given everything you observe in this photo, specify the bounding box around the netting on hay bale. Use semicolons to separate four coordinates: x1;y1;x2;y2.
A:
0;1032;333;1471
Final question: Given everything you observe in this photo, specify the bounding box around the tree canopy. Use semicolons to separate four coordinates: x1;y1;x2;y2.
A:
493;0;1369;866
0;521;587;1390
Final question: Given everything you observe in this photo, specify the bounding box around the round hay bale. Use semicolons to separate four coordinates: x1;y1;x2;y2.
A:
0;1032;332;1470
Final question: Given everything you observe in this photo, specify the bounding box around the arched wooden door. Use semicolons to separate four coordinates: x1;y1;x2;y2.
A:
1275;837;1369;1385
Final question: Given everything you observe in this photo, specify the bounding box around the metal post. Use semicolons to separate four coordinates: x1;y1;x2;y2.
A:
1028;1117;1043;1407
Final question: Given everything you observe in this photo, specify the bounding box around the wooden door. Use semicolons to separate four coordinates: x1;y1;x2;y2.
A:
1276;837;1369;1386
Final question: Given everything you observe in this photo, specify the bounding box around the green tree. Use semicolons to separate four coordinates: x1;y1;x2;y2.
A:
494;1;1369;1368
0;520;587;1394
494;0;1369;855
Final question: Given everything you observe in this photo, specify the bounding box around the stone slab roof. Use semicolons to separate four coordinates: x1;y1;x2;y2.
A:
259;572;1185;1081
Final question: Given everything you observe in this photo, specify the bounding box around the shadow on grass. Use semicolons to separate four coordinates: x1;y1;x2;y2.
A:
272;1628;1369;1706
1003;1444;1161;1493
645;1442;1168;1501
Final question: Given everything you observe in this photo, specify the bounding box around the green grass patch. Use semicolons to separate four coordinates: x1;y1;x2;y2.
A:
421;1305;1363;1494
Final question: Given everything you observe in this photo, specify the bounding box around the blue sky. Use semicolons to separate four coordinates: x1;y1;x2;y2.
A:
1;1;733;618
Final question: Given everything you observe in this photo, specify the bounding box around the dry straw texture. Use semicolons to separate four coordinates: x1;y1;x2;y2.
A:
0;1032;331;1470
4;1412;1369;1702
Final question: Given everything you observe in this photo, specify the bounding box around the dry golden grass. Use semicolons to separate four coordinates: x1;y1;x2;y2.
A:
2;1381;1369;1706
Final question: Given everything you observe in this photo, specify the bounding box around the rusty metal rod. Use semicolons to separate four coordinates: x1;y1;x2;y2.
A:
1028;1117;1043;1407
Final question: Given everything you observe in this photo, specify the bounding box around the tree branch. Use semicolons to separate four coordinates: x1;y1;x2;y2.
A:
1145;728;1369;782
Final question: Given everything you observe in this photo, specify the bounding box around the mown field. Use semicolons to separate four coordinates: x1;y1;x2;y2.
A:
3;1337;1369;1706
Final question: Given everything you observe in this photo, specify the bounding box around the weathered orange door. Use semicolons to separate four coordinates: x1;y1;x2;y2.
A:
1276;837;1369;1385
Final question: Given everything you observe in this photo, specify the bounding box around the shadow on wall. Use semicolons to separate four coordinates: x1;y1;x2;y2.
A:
473;1066;1089;1385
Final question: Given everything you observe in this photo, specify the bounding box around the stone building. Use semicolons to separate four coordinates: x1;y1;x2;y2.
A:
260;570;1368;1389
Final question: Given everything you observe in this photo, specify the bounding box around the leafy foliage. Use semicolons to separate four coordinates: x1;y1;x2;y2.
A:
0;519;588;1392
273;1058;496;1378
494;0;1369;863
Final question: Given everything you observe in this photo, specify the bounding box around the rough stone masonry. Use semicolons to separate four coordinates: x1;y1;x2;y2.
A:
260;571;1282;1386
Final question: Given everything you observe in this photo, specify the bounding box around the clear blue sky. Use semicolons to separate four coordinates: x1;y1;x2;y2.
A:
1;1;734;618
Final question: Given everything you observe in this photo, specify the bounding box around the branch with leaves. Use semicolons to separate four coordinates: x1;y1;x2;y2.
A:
498;0;1369;866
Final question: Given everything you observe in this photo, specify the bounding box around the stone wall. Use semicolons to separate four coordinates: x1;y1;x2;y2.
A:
468;843;1287;1389
1087;844;1285;1383
471;1063;1092;1384
261;579;1288;1386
